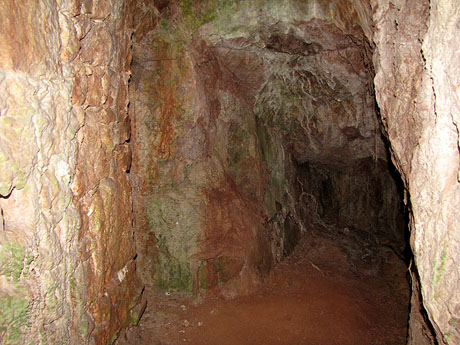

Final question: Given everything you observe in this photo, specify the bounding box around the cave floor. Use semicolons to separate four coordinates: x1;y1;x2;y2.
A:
120;229;410;345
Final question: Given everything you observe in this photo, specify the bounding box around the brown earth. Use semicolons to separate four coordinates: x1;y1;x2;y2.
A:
118;227;410;345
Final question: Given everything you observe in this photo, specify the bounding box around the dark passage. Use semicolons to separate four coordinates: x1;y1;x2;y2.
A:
121;98;411;345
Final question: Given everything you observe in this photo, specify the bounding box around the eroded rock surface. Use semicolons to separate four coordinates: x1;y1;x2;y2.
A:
130;0;401;302
70;2;142;343
1;0;459;344
372;0;460;343
0;1;141;344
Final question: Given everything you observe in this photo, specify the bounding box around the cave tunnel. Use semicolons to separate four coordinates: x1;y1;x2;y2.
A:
1;1;459;345
127;2;412;343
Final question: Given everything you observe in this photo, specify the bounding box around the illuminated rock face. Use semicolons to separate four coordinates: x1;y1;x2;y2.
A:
0;1;141;344
0;0;459;344
372;1;460;343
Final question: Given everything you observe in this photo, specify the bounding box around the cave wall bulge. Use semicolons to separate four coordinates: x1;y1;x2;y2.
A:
0;1;142;344
372;0;460;343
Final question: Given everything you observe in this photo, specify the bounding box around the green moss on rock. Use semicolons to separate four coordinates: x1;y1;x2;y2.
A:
146;196;197;291
0;241;31;345
0;242;26;283
0;296;30;344
156;260;192;291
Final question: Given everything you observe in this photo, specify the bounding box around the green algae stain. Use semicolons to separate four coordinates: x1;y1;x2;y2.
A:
198;261;208;290
0;242;26;283
227;121;252;181
0;241;31;345
155;232;192;291
146;198;194;292
156;260;192;292
433;246;449;287
156;0;242;46
255;124;286;203
0;297;30;344
179;0;217;32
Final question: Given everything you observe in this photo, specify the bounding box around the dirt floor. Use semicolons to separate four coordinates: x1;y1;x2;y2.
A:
118;229;410;345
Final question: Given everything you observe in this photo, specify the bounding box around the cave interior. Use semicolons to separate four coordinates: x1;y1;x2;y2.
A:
1;0;459;344
128;0;409;303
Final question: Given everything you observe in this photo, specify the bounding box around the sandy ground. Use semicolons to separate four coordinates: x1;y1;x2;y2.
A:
118;229;410;345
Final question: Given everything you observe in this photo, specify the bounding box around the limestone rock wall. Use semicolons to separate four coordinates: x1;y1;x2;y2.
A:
372;0;460;343
0;1;141;344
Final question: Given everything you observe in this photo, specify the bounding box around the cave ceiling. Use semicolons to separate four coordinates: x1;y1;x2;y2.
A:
193;0;385;169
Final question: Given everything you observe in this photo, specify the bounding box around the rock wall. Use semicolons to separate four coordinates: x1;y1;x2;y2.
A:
0;1;141;344
130;0;401;301
372;0;460;343
130;10;278;296
70;1;143;344
2;0;458;344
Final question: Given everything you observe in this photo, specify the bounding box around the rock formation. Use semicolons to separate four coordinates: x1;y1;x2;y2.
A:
0;0;458;344
373;1;460;343
0;1;141;343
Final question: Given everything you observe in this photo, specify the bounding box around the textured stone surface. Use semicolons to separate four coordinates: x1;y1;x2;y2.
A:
130;26;275;294
0;1;141;344
1;0;458;344
70;1;142;342
372;0;460;343
0;2;80;343
0;1;61;78
130;0;401;301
